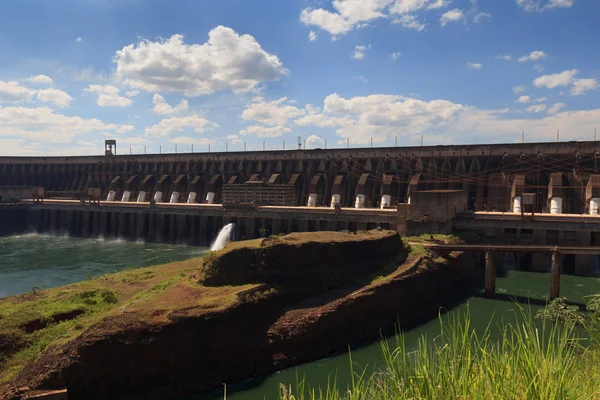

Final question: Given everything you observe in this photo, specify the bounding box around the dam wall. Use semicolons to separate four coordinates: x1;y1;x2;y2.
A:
2;141;600;213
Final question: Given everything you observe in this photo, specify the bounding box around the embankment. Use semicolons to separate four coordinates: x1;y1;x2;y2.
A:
1;232;482;400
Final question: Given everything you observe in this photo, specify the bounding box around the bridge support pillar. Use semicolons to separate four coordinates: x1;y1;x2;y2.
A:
485;251;496;298
550;251;561;300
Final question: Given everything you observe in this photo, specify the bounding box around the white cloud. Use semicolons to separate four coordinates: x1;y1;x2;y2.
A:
239;124;291;138
85;84;132;107
0;80;36;103
116;125;135;134
497;55;512;61
393;14;426;31
547;0;574;8
76;37;83;42
23;75;53;85
226;134;244;145
570;78;599;96
352;45;371;60
440;9;465;26
152;94;189;115
241;97;306;126
144;115;219;138
294;93;465;144
125;89;140;97
114;27;288;96
473;12;491;22
301;0;453;37
306;134;326;148
467;62;483;69
36;88;73;108
533;69;578;88
534;96;548;102
0;106;125;142
516;95;531;103
309;30;318;41
526;104;547;113
516;0;573;11
533;64;545;72
390;52;402;60
547;103;566;114
512;85;525;93
518;50;547;63
169;136;215;145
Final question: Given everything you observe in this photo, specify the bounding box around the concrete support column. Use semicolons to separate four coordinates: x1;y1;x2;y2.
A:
271;218;281;235
246;218;256;239
357;221;367;231
485;251;496;298
198;216;207;246
550;251;561;300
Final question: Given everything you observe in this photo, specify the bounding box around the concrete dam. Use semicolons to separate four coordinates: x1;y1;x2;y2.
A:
3;139;600;274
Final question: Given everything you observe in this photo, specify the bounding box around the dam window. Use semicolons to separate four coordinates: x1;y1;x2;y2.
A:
520;228;534;239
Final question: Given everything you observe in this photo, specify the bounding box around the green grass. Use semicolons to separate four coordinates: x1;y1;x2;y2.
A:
275;302;600;400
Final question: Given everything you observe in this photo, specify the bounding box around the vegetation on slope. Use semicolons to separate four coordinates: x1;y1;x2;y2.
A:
277;298;600;400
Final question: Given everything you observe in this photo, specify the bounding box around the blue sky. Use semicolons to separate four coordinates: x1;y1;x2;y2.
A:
0;0;599;156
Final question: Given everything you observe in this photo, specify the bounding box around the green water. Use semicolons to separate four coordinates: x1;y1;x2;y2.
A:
2;236;600;400
0;234;208;298
191;270;600;400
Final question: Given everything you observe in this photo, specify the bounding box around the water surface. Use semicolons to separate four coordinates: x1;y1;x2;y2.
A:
0;234;207;298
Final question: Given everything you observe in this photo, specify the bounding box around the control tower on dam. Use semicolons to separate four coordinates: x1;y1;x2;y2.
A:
4;139;600;273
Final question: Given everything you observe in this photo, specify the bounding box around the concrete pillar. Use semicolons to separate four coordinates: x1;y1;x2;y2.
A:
591;198;600;215
121;191;131;202
107;190;116;201
307;193;317;207
206;191;215;204
330;193;341;208
513;196;522;213
550;197;563;214
550;251;561;300
154;191;163;203
485;251;496;298
187;192;197;203
355;194;366;209
380;194;391;209
169;192;179;203
137;191;147;202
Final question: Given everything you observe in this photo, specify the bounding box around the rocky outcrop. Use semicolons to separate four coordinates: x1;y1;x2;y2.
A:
197;231;404;295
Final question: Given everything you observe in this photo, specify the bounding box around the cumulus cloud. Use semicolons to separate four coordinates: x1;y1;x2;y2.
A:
0;106;126;142
547;102;566;114
497;55;512;61
85;84;133;107
116;125;135;134
114;27;288;96
516;95;531;103
309;31;317;41
239;124;291;138
23;75;53;85
76;37;83;42
526;104;547;113
144;115;219;138
241;97;306;126
518;50;547;62
570;78;599;96
533;69;578;88
306;134;325;148
293;93;465;145
0;80;36;103
36;88;73;108
392;14;426;31
513;85;525;93
468;62;483;69
352;45;371;60
152;94;189;115
440;9;465;26
301;0;452;37
125;89;140;97
390;52;402;60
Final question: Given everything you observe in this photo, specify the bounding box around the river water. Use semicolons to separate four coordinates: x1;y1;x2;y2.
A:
1;235;600;399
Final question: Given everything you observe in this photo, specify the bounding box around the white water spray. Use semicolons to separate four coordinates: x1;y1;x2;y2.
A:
211;223;235;251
